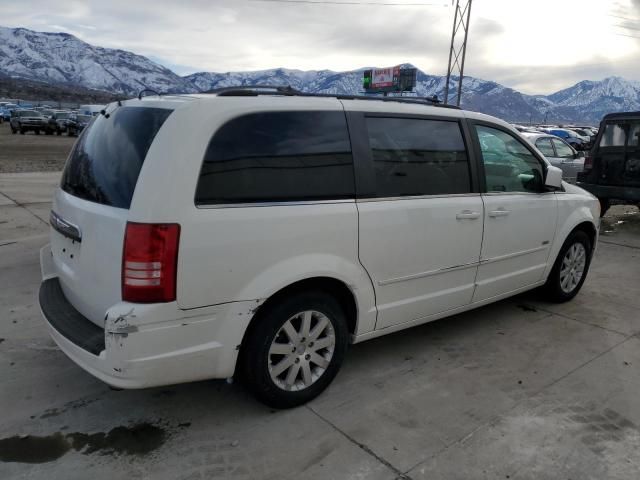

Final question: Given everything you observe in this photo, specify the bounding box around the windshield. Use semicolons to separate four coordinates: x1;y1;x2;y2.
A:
19;110;42;117
61;106;173;208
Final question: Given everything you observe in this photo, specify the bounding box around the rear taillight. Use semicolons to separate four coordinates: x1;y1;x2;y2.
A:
122;223;180;303
583;155;593;171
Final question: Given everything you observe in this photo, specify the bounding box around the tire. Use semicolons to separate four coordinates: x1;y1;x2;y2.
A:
35;129;40;135
239;290;349;408
543;230;592;303
598;198;610;217
11;128;16;134
56;130;62;136
19;128;25;134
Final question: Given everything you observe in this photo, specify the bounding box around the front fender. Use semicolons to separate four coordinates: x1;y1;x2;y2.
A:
543;201;598;280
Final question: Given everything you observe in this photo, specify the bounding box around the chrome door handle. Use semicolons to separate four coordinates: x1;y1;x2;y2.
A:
488;208;510;218
456;210;481;220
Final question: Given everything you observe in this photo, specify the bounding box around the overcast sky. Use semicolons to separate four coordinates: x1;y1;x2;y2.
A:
1;0;639;94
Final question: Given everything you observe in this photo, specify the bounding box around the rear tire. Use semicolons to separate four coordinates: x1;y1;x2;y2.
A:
598;198;610;217
11;128;16;134
239;291;349;409
19;128;25;134
35;129;40;135
543;230;592;303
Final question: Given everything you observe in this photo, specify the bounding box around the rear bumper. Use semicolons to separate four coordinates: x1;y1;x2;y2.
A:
576;182;640;202
39;246;259;389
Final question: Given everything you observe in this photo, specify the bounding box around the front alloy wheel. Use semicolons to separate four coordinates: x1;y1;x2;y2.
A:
544;230;592;302
559;243;587;294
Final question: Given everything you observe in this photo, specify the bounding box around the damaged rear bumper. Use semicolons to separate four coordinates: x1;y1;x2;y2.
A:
39;246;263;389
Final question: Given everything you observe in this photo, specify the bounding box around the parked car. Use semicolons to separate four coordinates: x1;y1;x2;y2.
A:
577;111;640;216
2;104;18;121
48;111;72;135
547;128;588;150
66;114;92;136
9;109;48;134
39;90;600;408
522;133;585;183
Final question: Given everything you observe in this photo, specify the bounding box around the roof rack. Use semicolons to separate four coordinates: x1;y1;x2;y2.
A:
204;85;460;109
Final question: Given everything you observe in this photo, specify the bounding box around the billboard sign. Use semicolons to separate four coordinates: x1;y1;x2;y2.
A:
363;66;417;93
371;66;400;89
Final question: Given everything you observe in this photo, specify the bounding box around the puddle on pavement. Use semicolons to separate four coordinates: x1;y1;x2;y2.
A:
601;206;640;235
0;423;169;464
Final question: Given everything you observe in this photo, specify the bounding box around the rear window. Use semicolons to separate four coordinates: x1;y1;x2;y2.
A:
599;121;640;147
195;111;354;205
61;107;173;209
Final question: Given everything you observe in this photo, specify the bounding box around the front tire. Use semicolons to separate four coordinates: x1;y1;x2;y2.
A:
239;291;349;408
543;230;592;302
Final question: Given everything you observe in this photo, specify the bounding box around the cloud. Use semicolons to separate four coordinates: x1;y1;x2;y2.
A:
0;0;638;94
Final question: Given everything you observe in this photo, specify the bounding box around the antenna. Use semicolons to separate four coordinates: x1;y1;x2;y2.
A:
444;0;473;106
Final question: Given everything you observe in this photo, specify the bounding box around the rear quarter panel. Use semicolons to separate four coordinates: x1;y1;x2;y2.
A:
128;97;378;335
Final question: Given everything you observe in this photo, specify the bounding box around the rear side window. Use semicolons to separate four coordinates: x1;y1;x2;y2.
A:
365;117;470;197
61;107;173;209
195;111;354;204
599;123;627;147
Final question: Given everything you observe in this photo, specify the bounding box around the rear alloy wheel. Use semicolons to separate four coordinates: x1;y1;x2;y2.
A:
239;291;348;408
543;230;592;302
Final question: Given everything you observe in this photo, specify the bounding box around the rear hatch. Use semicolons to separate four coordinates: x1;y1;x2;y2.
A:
51;105;173;326
592;119;640;188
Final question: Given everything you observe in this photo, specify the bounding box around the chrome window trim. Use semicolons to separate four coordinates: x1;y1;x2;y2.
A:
357;193;480;203
195;199;356;209
378;261;479;286
482;191;556;196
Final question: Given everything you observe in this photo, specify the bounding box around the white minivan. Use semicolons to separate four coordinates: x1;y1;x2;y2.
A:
39;88;600;408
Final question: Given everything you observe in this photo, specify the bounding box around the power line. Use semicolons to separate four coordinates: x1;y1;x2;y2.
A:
248;0;447;5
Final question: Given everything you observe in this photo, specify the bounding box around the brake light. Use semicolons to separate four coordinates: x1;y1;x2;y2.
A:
122;223;180;303
583;155;593;171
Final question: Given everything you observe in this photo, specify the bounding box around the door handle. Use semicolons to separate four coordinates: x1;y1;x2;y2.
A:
488;208;510;218
456;210;481;220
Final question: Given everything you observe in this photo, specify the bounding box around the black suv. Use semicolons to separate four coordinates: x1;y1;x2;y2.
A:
9;110;48;134
577;112;640;216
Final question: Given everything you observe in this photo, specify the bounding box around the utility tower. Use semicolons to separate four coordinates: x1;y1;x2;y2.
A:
443;0;473;106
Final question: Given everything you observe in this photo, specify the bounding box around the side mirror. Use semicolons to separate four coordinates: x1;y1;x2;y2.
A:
545;165;563;190
576;151;586;159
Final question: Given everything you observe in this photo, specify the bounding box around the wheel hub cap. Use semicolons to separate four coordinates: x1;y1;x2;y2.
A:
268;310;335;392
559;242;587;294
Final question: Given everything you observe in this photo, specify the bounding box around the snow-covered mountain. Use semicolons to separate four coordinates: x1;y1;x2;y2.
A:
0;26;196;95
1;26;639;124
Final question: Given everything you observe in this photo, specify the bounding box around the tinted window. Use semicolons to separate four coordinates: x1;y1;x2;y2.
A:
599;123;627;147
630;123;640;147
365;117;470;197
195;111;354;204
551;138;574;158
477;125;544;193
535;138;555;157
61;107;173;209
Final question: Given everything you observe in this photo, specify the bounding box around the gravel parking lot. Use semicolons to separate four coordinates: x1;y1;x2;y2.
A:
1;132;639;479
0;123;75;173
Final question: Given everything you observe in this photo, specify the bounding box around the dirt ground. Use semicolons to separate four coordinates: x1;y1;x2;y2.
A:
0;121;75;173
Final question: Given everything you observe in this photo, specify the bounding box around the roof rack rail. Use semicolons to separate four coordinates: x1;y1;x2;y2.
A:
206;85;301;96
206;85;460;109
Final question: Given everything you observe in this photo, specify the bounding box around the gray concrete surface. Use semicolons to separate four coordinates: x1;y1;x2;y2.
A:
1;172;639;480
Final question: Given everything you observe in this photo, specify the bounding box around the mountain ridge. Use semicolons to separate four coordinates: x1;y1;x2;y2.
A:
1;26;639;124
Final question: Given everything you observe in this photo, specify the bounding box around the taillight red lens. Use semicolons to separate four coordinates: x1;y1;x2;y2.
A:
122;223;180;303
583;155;593;170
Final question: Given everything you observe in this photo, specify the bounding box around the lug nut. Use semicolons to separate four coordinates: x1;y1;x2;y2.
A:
295;358;300;363
305;354;310;360
308;342;314;347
